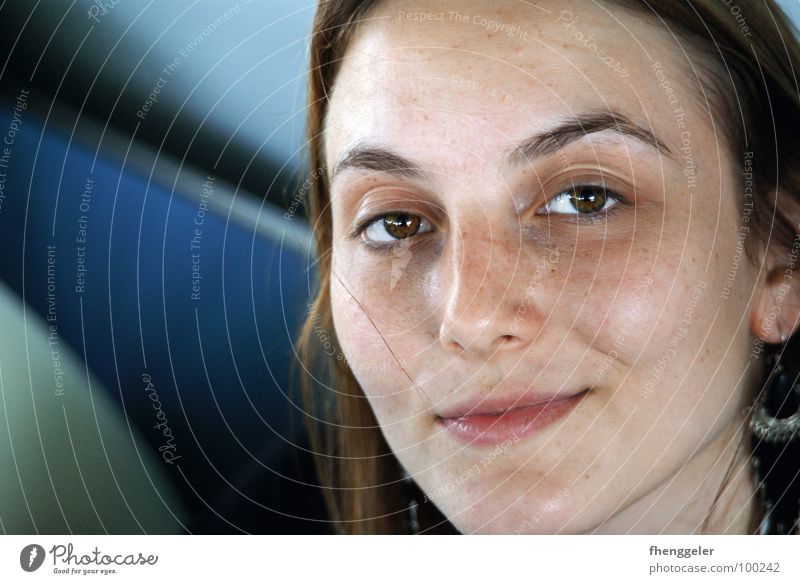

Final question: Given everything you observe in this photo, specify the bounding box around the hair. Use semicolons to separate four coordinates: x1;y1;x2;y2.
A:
297;0;800;534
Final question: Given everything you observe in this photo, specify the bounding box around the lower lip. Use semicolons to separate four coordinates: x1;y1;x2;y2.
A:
436;390;589;446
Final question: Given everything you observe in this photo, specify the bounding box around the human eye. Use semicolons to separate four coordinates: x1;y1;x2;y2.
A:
539;184;625;220
356;211;434;246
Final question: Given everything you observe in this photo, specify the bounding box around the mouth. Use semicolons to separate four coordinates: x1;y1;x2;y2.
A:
435;388;591;446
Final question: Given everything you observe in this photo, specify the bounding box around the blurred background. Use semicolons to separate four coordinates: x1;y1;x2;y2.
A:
2;0;799;535
0;0;327;534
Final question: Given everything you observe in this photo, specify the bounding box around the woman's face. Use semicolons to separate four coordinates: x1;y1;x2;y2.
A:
325;0;760;533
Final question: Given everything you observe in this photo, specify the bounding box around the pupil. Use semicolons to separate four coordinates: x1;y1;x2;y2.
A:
384;213;420;239
572;187;606;213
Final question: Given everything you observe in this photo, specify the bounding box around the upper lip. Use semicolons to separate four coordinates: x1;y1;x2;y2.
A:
436;387;591;419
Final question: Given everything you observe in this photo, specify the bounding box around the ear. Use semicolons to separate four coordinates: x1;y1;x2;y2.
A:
751;259;800;343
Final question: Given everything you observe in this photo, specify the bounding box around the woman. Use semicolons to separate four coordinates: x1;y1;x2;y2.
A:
297;0;800;534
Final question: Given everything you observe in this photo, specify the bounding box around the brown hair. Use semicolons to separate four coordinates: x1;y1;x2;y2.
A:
297;0;800;534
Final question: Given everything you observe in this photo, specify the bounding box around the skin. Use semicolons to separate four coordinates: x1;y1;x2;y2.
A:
323;0;800;534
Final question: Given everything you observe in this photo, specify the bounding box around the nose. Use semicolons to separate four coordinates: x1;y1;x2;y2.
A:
438;226;541;360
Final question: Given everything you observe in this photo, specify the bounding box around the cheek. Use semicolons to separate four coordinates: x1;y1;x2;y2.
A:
329;237;448;389
570;210;748;431
330;275;380;382
544;222;681;366
548;198;730;369
331;273;433;454
330;272;417;402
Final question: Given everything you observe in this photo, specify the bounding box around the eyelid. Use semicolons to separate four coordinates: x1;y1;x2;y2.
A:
345;171;633;241
530;165;635;211
348;194;444;238
350;213;377;239
535;166;633;198
349;209;432;240
537;184;624;216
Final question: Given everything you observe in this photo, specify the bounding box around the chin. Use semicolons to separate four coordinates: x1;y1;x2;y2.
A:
428;479;586;534
446;504;578;535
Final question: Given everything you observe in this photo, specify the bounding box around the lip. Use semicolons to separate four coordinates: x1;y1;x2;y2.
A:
436;388;590;446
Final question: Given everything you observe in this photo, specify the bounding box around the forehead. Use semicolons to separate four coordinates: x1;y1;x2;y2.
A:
324;0;701;175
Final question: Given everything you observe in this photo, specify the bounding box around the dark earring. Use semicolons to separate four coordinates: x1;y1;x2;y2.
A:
750;345;800;535
750;357;800;444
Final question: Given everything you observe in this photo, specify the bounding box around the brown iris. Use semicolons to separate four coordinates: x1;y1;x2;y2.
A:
570;186;608;213
383;213;421;239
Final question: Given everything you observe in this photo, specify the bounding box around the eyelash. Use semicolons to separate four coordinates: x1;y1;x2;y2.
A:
538;185;627;223
349;213;432;252
352;184;628;248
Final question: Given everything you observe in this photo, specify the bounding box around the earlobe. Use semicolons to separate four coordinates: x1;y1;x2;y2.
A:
751;265;800;343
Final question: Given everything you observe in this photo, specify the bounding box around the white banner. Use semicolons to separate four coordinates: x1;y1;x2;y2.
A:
0;535;797;583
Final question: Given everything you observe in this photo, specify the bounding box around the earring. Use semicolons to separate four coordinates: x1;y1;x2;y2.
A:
750;344;800;535
750;358;800;444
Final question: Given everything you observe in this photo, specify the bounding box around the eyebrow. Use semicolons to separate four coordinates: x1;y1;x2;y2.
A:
507;111;673;166
330;110;674;182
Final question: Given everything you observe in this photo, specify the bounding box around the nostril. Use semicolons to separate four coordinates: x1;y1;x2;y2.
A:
446;339;465;353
